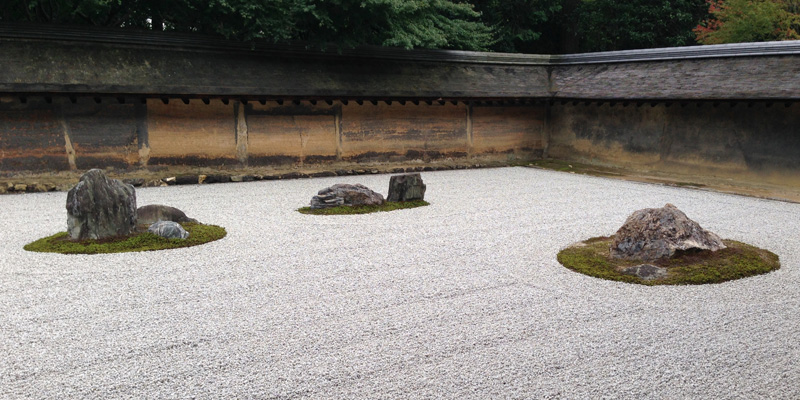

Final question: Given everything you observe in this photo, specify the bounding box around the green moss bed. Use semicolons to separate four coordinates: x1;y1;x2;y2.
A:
298;200;429;215
557;237;780;285
24;223;227;255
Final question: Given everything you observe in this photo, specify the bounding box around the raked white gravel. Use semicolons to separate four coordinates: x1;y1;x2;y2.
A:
1;167;798;399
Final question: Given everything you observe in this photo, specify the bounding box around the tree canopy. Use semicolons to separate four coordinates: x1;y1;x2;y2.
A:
5;0;797;53
2;0;493;51
694;0;800;44
575;0;708;52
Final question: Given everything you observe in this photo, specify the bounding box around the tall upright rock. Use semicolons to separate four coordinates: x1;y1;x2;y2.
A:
387;173;426;202
66;169;137;240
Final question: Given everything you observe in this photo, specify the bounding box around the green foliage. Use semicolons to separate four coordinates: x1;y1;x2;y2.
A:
298;200;429;215
24;223;227;254
694;0;800;44
2;0;493;50
576;0;708;51
557;237;780;285
470;0;563;53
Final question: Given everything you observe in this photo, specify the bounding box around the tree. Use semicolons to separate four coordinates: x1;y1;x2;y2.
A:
694;0;800;44
2;0;494;51
469;0;562;53
576;0;708;52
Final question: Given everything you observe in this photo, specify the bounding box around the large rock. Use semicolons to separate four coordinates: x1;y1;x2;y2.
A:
147;221;189;239
310;184;385;209
610;203;726;261
137;204;198;229
387;173;426;202
66;169;137;240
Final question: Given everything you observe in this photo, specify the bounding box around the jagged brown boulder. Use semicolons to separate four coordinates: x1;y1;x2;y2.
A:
387;173;426;202
66;169;137;240
310;184;385;209
610;203;726;262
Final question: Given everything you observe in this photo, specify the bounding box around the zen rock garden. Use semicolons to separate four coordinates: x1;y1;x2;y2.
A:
26;169;779;284
25;169;226;254
558;203;779;285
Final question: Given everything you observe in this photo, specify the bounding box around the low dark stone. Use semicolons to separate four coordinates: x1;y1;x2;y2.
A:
422;166;434;172
622;264;668;281
122;178;145;187
261;175;279;180
137;204;199;228
610;203;726;262
66;169;137;240
310;183;385;209
204;174;231;184
281;172;308;180
175;175;199;185
148;221;189;239
391;168;406;173
310;171;337;178
335;170;354;176
387;173;426;202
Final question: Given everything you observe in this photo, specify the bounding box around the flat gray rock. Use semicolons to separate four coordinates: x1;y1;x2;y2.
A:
147;221;189;239
622;264;668;280
66;169;137;240
310;183;385;209
610;203;725;261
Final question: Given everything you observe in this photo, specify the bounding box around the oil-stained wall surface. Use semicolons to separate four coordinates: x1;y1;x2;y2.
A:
0;98;546;171
0;97;138;171
147;99;237;166
341;102;468;160
472;106;545;156
547;102;800;186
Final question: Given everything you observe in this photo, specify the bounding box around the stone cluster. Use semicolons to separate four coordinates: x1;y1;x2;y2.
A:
65;169;198;241
310;173;427;209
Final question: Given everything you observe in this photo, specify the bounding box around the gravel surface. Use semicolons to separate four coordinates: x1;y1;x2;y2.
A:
2;167;798;399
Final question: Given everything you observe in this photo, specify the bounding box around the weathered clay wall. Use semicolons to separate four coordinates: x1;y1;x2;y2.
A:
0;98;545;171
147;99;237;166
341;102;468;161
547;102;800;186
0;96;140;171
472;106;545;156
246;102;339;165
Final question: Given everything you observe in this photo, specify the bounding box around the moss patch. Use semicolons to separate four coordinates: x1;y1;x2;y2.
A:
557;237;780;285
298;200;429;215
24;223;226;255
